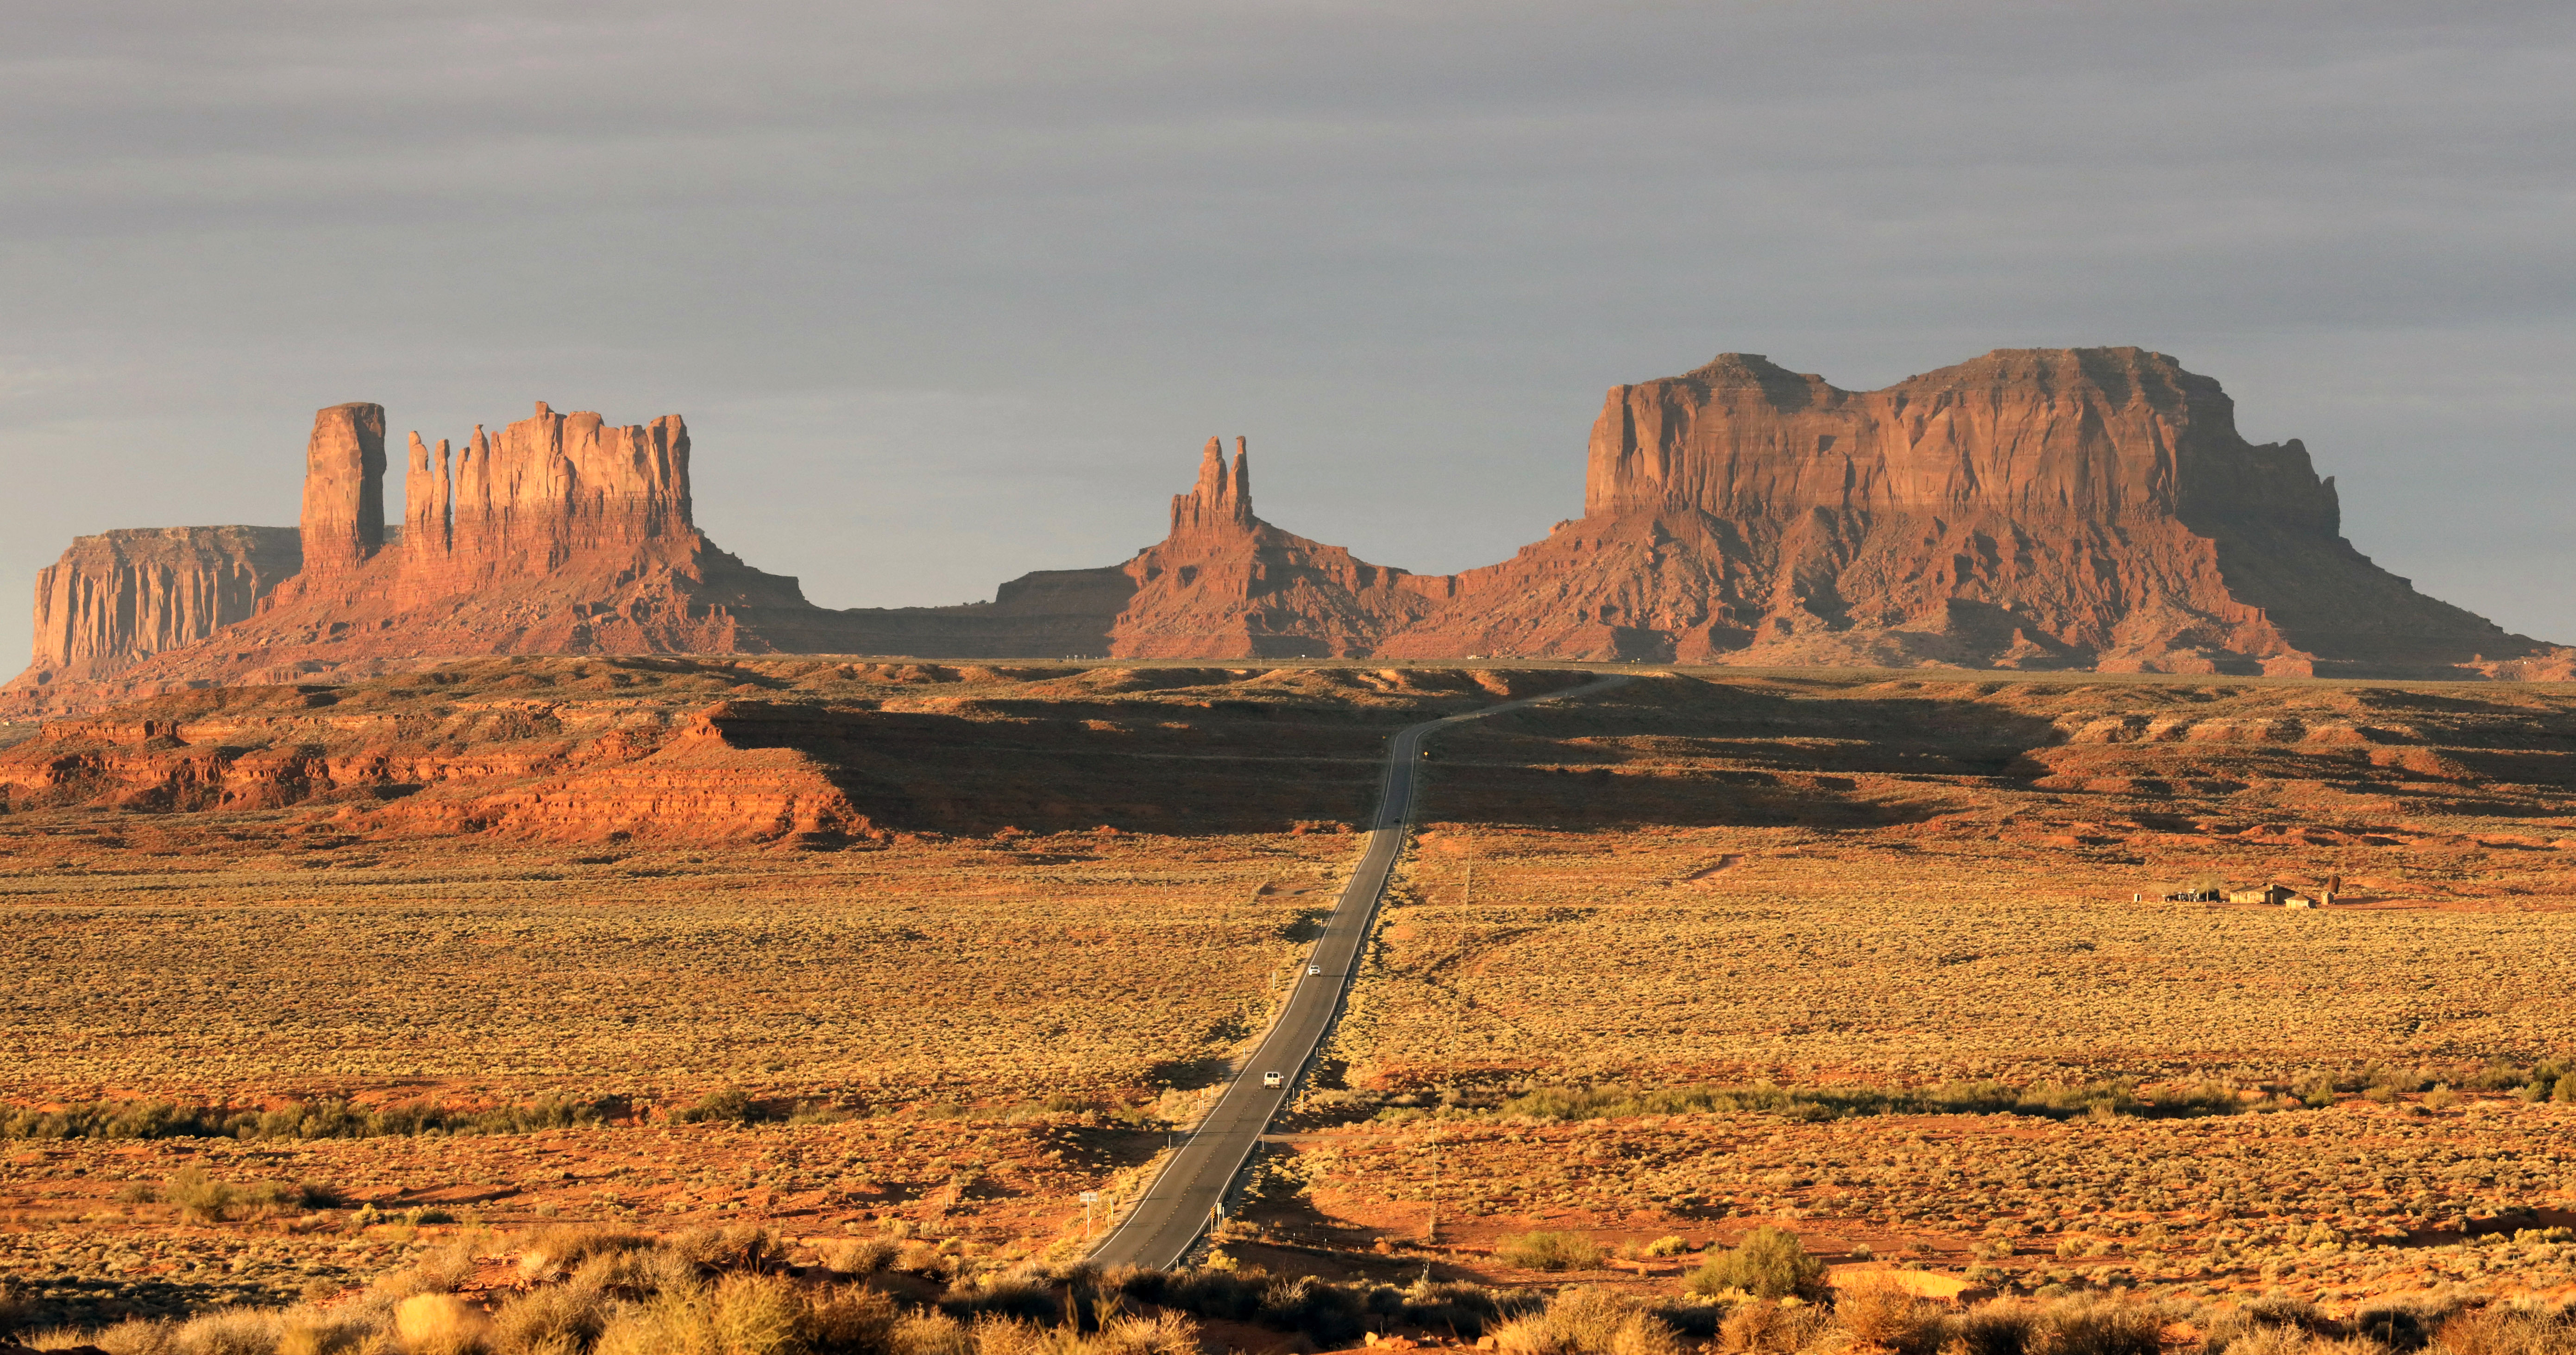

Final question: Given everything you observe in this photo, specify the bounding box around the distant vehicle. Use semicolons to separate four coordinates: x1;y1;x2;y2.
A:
1262;1071;1283;1088
1307;963;1322;976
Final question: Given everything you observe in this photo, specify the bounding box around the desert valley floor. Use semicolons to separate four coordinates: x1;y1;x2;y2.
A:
3;660;2575;1343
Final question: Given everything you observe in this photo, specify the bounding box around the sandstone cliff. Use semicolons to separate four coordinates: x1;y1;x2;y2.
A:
819;435;1443;660
7;402;858;708
9;351;2559;702
1376;348;2548;674
7;527;303;697
0;657;1586;842
1105;437;1443;658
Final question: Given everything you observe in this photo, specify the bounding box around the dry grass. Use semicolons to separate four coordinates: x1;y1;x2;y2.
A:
13;663;2576;1326
1268;1103;2576;1301
0;830;1337;1104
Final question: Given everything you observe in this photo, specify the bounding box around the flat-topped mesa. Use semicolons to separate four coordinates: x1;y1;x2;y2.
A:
1169;436;1256;536
6;527;303;694
1586;347;2341;533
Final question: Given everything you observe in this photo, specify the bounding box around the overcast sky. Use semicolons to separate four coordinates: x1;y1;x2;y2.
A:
4;0;2571;666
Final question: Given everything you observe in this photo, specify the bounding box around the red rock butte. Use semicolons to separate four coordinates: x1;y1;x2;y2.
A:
7;348;2565;713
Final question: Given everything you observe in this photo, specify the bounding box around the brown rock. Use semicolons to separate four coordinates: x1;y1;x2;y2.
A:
1377;347;2552;673
5;526;302;701
298;400;387;578
1108;436;1441;658
9;352;2565;706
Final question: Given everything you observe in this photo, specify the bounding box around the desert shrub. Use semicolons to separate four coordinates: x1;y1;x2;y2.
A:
394;1293;490;1355
2350;1298;2455;1354
1832;1276;1945;1355
1716;1300;1822;1355
372;1236;491;1300
2027;1298;2161;1355
2238;1295;2329;1334
1687;1227;1825;1301
669;1224;788;1274
571;1244;701;1298
712;1273;808;1355
943;1273;1062;1323
1089;1311;1199;1355
805;1286;905;1353
2431;1305;2576;1355
676;1088;769;1124
1493;1287;1683;1355
887;1311;973;1355
2147;1079;2247;1116
593;1289;714;1355
163;1166;239;1223
894;1241;951;1280
1493;1074;2249;1125
490;1276;612;1352
1254;1274;1365;1346
0;1094;622;1142
516;1225;654;1281
1948;1301;2039;1355
1496;1230;1605;1271
823;1238;903;1276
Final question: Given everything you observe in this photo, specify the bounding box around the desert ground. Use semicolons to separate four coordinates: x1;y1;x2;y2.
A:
4;661;2574;1348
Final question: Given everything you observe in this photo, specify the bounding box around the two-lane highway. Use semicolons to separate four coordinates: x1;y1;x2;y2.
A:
1087;673;1633;1270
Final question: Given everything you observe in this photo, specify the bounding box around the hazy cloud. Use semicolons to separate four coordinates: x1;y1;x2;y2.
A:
5;0;2571;663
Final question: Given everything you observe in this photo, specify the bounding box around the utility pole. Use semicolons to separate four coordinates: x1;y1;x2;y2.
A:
1080;1190;1100;1238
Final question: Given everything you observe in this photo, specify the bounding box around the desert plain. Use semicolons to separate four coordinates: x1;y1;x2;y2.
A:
3;659;2574;1350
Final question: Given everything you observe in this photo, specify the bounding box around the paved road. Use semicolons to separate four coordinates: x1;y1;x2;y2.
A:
1086;673;1634;1270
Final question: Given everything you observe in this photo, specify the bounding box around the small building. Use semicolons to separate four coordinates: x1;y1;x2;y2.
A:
2227;884;2293;906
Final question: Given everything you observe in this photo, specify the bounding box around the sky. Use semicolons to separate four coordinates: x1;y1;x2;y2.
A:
3;0;2571;668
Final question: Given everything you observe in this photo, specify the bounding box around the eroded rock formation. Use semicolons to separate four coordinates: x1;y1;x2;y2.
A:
1374;348;2548;674
1104;437;1443;658
5;402;849;711
7;350;2560;707
297;403;388;580
11;527;303;693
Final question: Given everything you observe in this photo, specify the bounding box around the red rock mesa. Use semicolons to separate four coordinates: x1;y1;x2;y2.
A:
7;350;2563;712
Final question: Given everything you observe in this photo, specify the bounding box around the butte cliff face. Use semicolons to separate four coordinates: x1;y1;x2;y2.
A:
5;401;864;711
12;527;304;695
9;349;2557;706
1104;437;1442;658
1375;348;2545;675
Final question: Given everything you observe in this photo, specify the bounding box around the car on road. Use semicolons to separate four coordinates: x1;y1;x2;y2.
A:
1262;1071;1282;1088
1307;963;1322;975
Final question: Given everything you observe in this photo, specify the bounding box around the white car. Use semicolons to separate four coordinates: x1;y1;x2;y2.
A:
1262;1071;1283;1088
1307;964;1322;976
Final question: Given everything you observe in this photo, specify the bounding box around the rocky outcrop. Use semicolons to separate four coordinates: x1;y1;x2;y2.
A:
0;658;1589;841
7;527;302;697
297;403;388;580
8;351;2561;702
1376;348;2551;674
1105;437;1444;658
822;435;1443;660
66;403;842;700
